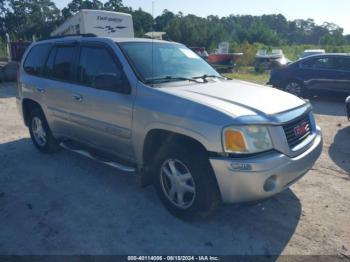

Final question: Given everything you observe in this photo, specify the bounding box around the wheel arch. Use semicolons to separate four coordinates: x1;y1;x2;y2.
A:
143;129;208;164
140;128;210;187
22;98;44;126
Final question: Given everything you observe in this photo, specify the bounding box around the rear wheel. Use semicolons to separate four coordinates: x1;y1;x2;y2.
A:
28;108;59;153
153;144;221;220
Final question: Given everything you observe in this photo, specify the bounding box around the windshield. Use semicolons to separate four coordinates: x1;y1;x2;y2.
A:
118;42;220;84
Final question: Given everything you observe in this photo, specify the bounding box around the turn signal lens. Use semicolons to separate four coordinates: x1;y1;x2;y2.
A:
224;130;247;152
223;125;273;154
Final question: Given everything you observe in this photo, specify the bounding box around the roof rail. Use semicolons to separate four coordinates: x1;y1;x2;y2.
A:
39;33;97;41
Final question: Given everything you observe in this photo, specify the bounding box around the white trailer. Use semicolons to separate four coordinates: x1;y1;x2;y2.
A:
51;9;134;38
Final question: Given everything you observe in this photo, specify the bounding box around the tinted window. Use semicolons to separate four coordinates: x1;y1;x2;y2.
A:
344;58;350;71
50;46;75;81
23;44;51;76
336;57;350;71
77;46;121;87
44;47;57;78
313;57;337;69
301;58;314;68
302;57;336;70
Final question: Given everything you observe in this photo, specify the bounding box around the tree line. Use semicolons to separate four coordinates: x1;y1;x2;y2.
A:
0;0;349;50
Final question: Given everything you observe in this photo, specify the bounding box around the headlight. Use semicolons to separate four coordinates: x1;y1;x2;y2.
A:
223;126;273;154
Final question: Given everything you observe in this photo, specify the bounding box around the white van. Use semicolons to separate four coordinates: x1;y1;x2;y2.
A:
51;9;134;38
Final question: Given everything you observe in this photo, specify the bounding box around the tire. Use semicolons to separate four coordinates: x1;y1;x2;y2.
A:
153;143;221;220
28;108;59;153
284;80;308;98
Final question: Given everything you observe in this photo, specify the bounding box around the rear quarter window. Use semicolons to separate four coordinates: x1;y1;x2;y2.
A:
23;44;51;76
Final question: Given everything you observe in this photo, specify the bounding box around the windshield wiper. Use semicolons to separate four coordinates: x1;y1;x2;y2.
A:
145;76;201;84
193;74;230;82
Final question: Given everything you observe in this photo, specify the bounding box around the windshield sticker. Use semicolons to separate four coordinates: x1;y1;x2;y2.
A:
179;48;200;59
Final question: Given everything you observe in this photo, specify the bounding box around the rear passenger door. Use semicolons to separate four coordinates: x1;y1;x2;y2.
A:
68;42;135;161
300;56;344;92
42;43;79;136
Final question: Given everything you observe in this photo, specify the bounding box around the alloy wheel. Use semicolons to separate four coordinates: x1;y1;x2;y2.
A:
160;159;196;209
285;82;302;96
31;116;47;147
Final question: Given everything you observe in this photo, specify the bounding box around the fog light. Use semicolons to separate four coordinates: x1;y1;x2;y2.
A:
263;175;277;192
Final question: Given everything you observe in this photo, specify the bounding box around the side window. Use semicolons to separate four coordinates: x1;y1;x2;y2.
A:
302;57;336;70
23;44;51;76
44;47;57;78
345;58;350;71
77;46;122;88
313;57;336;70
336;57;350;71
51;46;75;81
301;58;316;69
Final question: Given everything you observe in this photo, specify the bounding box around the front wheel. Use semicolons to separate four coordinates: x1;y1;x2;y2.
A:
153;144;221;220
284;81;307;97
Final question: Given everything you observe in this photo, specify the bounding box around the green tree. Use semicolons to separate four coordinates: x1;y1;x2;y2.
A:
0;0;7;38
132;8;153;37
1;0;347;49
345;35;350;44
154;9;174;31
62;0;103;18
4;0;60;40
0;0;6;15
103;0;131;13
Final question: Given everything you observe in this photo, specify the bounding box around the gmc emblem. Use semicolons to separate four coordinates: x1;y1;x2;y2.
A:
294;122;308;137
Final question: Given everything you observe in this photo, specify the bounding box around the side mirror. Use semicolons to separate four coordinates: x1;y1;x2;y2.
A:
93;73;131;94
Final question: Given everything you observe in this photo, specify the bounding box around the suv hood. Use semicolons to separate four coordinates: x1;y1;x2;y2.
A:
160;80;307;118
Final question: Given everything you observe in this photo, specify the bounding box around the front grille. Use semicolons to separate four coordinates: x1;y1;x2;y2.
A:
283;114;312;149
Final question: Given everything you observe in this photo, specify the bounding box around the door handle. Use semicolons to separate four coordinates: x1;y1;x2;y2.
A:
72;94;83;102
36;87;45;93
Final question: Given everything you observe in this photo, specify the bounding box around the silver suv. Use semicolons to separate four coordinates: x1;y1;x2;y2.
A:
17;35;323;219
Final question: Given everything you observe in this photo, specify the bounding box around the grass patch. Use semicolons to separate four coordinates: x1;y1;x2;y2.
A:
224;66;270;85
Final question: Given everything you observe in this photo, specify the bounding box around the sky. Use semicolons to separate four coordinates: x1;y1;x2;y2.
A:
54;0;350;34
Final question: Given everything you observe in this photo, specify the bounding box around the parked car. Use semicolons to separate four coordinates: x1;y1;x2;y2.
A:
269;53;350;97
346;96;350;120
17;35;323;219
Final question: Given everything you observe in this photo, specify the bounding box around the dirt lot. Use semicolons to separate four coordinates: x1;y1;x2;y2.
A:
0;82;349;256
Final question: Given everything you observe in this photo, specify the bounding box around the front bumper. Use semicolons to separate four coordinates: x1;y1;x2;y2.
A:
210;129;323;203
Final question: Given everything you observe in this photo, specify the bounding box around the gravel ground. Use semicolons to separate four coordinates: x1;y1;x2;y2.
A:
0;82;349;256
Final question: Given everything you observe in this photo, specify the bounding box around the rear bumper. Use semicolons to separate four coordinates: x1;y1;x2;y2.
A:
210;129;322;203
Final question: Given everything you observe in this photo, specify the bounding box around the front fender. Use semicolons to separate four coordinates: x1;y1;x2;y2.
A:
134;122;211;167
